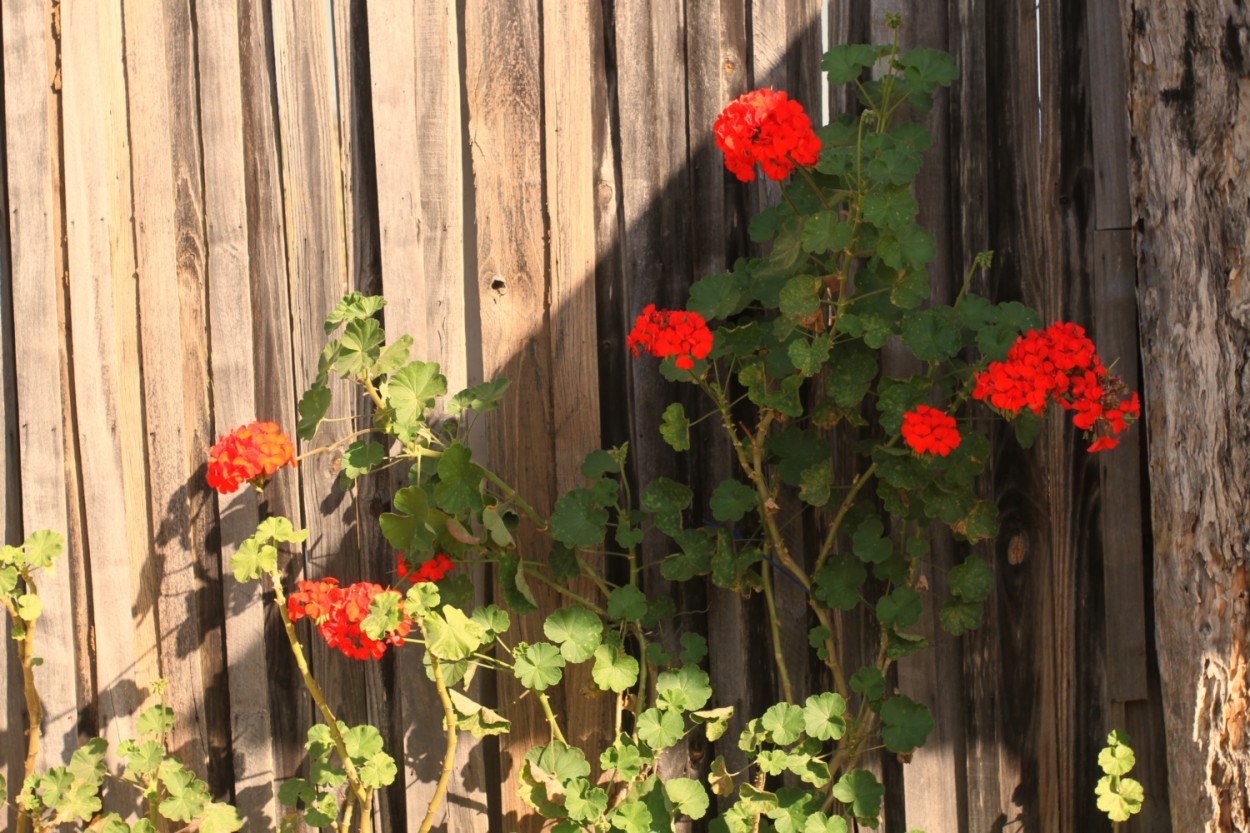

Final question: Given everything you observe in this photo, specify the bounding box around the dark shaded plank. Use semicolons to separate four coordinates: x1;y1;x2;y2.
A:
1085;0;1132;231
195;0;281;820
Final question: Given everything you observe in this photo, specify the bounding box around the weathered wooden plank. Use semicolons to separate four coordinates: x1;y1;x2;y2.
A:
61;0;162;769
270;0;369;745
542;0;616;771
463;2;557;829
1093;231;1148;703
123;0;227;788
195;0;282;820
1085;0;1132;231
1;0;81;779
236;0;312;787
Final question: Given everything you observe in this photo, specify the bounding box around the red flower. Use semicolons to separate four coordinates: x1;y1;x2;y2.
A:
714;89;822;182
288;578;411;661
972;322;1140;453
627;305;714;371
207;421;297;494
397;553;453;583
901;405;961;457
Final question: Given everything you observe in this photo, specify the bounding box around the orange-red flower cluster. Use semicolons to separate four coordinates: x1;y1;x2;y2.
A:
207;421;297;494
972;322;1140;452
627;305;714;371
901;405;961;457
397;553;453;584
714;88;822;182
287;578;411;661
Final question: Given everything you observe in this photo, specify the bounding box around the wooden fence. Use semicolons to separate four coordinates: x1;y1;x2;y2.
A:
0;0;1171;830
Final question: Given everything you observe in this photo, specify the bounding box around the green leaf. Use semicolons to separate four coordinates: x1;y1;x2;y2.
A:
691;706;734;742
607;585;648;621
447;377;511;415
939;597;984;635
0;565;17;596
760;703;805;745
296;385;332;441
609;799;653;833
16;593;41;622
360;589;406;640
779;274;824;320
339;440;385;484
863;186;920;232
710;479;756;523
851;516;892;564
948;555;993;602
426;605;487;661
900;307;962;362
601;736;648;780
1098;736;1137;776
850;667;885;702
803;812;849;833
876;586;922;629
766;426;831;487
1096;774;1144;821
803;692;847;741
333;318;385;377
199;801;244;833
636;708;685;751
324;292;386;333
876;375;931;434
548;488;609;548
788;334;832;378
802;212;854;255
827;343;878;408
514;642;565;691
447;688;512;738
433;442;485;514
900;48;960;91
952;500;999;543
386;360;447;428
255;516;308;544
768;786;817;833
655;665;712;712
662;530;713;581
564;779;609;822
547;541;581;582
592;643;640;693
798;463;834;508
660;402;691;452
229;537;276;583
499;552;538;614
137;705;175;739
666;778;710;820
822;43;884;84
680;632;708;664
645;477;695;535
543;606;603;664
482;505;515;548
831;769;884;825
23;530;64;569
880;695;934;753
688;269;751;320
372;334;413;377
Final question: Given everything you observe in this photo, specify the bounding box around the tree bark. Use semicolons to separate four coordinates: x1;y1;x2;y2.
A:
1122;2;1250;830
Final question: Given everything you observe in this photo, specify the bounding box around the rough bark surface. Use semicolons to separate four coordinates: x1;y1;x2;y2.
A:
1122;2;1250;829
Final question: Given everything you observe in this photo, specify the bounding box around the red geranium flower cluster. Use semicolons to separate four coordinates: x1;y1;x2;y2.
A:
714;88;822;182
626;305;714;371
972;322;1140;452
901;405;961;457
397;553;453;583
206;421;297;494
287;578;411;661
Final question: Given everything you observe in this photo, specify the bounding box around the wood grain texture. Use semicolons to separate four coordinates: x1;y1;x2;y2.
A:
195;0;281;820
61;0;162;768
236;0;313;787
463;2;555;830
1122;1;1250;828
270;0;369;745
2;0;80;777
123;0;224;787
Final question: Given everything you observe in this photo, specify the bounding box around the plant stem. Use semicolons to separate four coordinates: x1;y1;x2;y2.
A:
7;577;43;830
358;791;374;833
524;567;607;616
417;649;459;833
481;467;547;530
760;563;794;703
270;573;369;807
537;692;568;745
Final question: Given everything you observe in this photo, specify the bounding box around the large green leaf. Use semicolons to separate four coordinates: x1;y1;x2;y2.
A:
386;361;447;429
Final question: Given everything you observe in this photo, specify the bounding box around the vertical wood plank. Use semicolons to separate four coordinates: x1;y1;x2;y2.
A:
236;0;313;787
270;0;369;740
542;0;615;770
195;0;282;820
463;2;555;829
61;0;162;764
123;0;227;788
2;0;81;776
1085;0;1132;231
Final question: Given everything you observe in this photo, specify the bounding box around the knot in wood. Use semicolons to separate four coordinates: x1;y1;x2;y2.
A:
487;274;508;295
